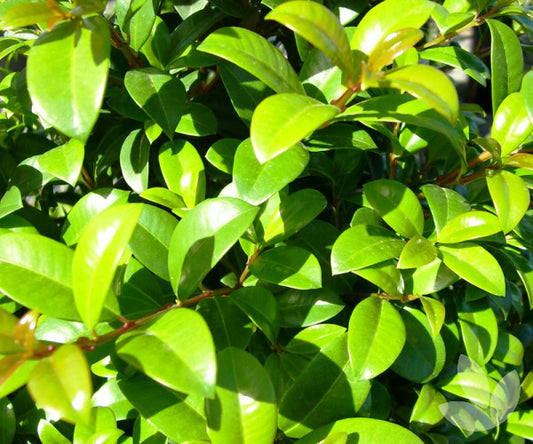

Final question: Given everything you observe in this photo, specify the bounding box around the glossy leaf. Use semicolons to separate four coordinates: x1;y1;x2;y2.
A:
250;246;322;290
0;355;37;399
398;235;438;269
159;139;206;208
364;179;424;238
421;184;470;235
367;28;423;72
120;129;150;194
348;297;406;380
266;1;354;77
197;26;305;94
279;335;371;438
251;94;340;163
38;420;71;444
206;138;239;174
38;139;84;187
0;2;54;29
331;224;405;273
73;204;143;329
438;243;505;296
486;169;530;233
205;347;277;444
27;344;92;425
437;211;501;244
409;384;446;431
27;17;110;142
355;260;405;298
492;92;533;157
175;103;217;137
0;233;80;320
507;410;533;439
125;68;186;138
168;197;258;299
0;308;21;354
493;331;524;366
420;296;446;338
115;308;216;398
504;152;533;170
233;139;309;205
487;19;523;113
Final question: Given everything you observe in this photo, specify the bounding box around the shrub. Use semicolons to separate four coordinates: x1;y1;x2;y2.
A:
1;0;533;442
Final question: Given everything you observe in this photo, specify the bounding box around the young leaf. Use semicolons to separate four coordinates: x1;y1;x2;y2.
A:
197;27;305;94
115;308;216;398
367;28;424;72
398;235;438;269
38;139;84;187
73;204;143;329
348;297;406;380
409;384;447;431
125;68;186;138
0;2;55;29
364;179;424;238
251;93;340;163
421;184;471;235
438;243;505;296
27;17;110;142
27;344;92;425
168;197;258;300
420;296;446;338
437;211;501;244
354;260;405;298
266;1;354;78
120;129;150;194
206;347;277;444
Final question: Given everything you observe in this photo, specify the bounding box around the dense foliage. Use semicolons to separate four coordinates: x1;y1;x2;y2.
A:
1;0;533;442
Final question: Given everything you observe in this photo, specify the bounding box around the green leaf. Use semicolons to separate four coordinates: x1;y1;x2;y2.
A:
230;287;280;344
129;204;178;280
421;184;471;235
263;189;327;245
331;224;405;273
392;307;446;383
251;94;340;163
141;16;170;69
62;188;130;246
276;288;344;328
506;410;533;439
492;92;533;157
73;204;143;329
206;138;239;174
159;139;206;208
27;17;110;142
27;344;92;425
419;46;490;86
0;308;22;354
140;187;185;213
125;68;186;138
0;2;54;29
116;308;216;397
0;187;23;219
493;331;524;366
0;396;15;444
197;26;305;94
351;0;434;55
420;296;446;338
376;65;459;123
438;243;505;296
168;197;258;300
250;246;322;290
437;211;501;244
175;103;217;137
458;298;498;365
128;0;157;51
348;297;406;380
233;139;309;206
398;235;438;269
279;335;371;438
0;233;80;320
295;417;423;444
487;19;524;113
522;69;533;122
355;260;405;298
409;384;447;431
0;355;37;399
38;420;71;444
38;139;84;187
486;170;530;233
266;1;354;78
206;347;277;444
118;373;209;442
364;179;424;238
73;407;123;444
120;129;150;194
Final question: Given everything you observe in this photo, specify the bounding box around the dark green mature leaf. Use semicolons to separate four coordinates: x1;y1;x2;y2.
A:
251;94;340;163
0;393;15;444
125;68;186;138
0;233;80;320
266;1;354;78
295;417;423;444
198;27;305;94
27;17;110;142
128;0;158;51
73;204;143;329
486;170;530;233
118;373;209;442
331;224;405;273
438;243;505;296
27;344;92;425
250;246;322;290
233;139;309;205
487;19;523;113
348;297;406;380
437;211;501;244
279;334;371;438
364;179;424;238
206;347;277;444
421;184;470;235
120;129;150;194
168;197;258;300
116;308;216;397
